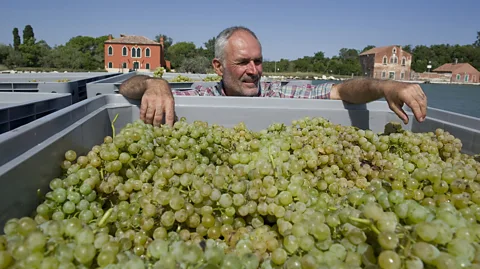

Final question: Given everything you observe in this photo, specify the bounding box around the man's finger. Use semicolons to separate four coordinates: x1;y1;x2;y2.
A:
389;101;408;125
140;98;148;122
145;102;156;125
153;104;164;127
165;99;175;127
417;93;427;121
404;98;423;123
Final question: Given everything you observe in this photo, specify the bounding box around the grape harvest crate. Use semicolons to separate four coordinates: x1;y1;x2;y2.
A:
0;72;121;103
0;92;72;135
0;94;479;228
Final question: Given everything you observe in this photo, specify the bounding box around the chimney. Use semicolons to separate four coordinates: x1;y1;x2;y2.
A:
108;34;112;40
160;36;164;46
454;58;458;65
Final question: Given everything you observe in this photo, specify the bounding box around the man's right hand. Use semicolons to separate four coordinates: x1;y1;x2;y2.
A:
140;78;175;127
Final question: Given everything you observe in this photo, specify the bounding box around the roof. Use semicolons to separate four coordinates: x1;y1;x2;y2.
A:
105;35;159;45
359;45;412;57
433;63;479;74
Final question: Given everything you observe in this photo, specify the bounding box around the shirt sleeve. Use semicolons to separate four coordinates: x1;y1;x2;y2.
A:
264;82;334;99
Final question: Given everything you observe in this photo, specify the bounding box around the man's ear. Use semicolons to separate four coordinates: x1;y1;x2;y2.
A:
212;58;223;76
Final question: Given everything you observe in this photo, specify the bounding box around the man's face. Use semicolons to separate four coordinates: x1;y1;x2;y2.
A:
214;31;263;96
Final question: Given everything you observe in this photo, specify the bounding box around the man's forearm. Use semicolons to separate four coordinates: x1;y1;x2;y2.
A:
331;78;391;104
119;75;167;100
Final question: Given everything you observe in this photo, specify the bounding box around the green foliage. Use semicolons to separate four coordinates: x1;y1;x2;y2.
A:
154;34;173;53
4;49;24;68
474;31;480;47
153;67;165;78
361;45;376;53
411;44;480;72
169;75;193;82
12;28;20;50
203;37;216;61
0;44;12;65
22;25;34;44
166;42;197;69
203;75;222;82
177;56;211;74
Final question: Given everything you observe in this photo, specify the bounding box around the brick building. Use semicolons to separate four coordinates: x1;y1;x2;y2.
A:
433;62;479;83
359;45;412;80
104;34;170;72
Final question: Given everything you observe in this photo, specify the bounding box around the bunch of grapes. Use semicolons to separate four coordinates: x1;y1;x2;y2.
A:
0;116;479;269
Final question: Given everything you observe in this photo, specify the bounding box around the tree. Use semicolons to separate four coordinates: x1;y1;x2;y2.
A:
0;44;12;65
154;34;173;53
339;48;359;60
4;49;24;68
402;45;413;53
23;25;35;44
361;45;376;53
178;56;211;73
166;42;197;69
203;37;216;61
474;31;480;47
12;28;21;50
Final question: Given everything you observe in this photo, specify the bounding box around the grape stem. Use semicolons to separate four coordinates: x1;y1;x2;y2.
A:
348;216;380;235
111;113;119;139
268;146;278;178
98;208;113;228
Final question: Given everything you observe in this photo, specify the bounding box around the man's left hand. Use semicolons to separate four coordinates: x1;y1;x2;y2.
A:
383;82;427;125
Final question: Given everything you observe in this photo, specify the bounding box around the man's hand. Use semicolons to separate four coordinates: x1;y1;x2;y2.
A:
140;78;175;126
383;82;427;125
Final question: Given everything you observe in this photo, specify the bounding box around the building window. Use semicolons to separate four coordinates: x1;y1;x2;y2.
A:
133;62;139;70
122;46;127;56
146;63;150;70
401;72;405;79
381;71;386;78
136;48;141;58
465;75;469;82
390;56;398;64
401;57;406;66
393;48;397;54
456;74;461;81
108;46;113;56
383;56;387;65
122;62;127;68
108;62;112;68
389;72;395;79
145;48;151;57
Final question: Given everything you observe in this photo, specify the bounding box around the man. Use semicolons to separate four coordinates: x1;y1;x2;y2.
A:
119;26;427;127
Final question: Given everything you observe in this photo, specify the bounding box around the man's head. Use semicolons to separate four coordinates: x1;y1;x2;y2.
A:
212;26;263;96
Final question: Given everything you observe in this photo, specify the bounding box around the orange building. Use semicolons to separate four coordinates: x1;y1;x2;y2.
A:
433;62;479;83
359;45;413;80
104;34;170;72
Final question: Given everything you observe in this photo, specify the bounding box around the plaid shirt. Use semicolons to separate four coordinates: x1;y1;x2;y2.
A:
172;80;334;99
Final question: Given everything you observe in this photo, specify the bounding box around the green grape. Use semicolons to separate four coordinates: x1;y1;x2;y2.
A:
378;250;401;269
271;248;288;265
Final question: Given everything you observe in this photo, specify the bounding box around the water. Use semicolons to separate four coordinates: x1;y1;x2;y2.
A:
420;84;480;118
313;80;480;118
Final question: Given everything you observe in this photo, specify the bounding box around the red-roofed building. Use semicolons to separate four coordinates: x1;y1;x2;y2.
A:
359;45;413;80
433;62;479;83
104;34;170;72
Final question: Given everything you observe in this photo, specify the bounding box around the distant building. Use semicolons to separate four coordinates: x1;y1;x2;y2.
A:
104;34;170;73
433;62;479;83
359;45;413;80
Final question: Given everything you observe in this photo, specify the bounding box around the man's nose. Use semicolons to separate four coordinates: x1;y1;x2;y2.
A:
246;61;258;75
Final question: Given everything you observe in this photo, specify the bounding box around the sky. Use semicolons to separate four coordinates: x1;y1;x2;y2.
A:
0;0;479;61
